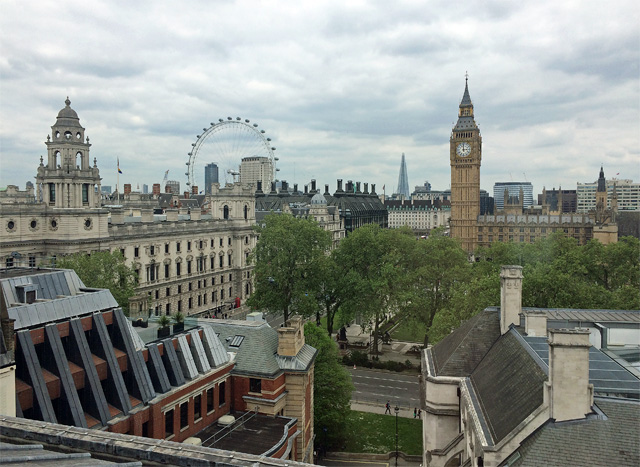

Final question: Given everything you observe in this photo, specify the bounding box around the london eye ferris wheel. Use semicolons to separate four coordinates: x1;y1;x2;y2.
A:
185;117;277;191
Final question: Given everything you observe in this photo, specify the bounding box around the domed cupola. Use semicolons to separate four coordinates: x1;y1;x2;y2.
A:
51;97;85;142
37;98;100;208
311;192;327;205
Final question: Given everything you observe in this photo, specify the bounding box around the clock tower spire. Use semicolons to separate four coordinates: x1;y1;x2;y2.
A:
450;76;482;253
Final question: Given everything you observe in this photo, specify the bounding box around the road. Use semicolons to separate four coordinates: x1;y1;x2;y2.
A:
349;367;420;412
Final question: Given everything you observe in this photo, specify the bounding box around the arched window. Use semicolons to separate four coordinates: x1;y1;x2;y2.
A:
223;205;230;220
244;205;248;220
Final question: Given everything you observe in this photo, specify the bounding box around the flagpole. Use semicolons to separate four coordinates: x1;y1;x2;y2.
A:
117;157;120;203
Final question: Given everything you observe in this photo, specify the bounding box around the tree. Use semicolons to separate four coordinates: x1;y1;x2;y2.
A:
333;225;416;351
247;213;331;322
304;322;353;450
55;250;137;315
315;252;347;336
429;234;640;344
402;228;471;345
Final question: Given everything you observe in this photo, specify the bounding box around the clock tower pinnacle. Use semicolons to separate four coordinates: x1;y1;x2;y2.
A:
450;77;482;253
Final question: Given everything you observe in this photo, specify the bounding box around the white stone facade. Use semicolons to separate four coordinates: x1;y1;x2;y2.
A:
0;99;256;319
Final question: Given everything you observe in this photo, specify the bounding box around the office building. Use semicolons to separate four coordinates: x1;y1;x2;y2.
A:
577;177;639;213
240;156;273;190
493;182;534;211
204;162;219;194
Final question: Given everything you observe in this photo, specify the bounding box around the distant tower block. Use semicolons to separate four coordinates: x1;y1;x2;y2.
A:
396;153;410;199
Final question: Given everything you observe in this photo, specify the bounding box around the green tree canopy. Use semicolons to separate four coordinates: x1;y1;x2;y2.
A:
429;235;640;343
55;250;137;316
304;322;353;449
333;224;416;350
247;213;331;322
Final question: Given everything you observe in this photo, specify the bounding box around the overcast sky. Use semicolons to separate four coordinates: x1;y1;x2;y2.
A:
1;0;638;197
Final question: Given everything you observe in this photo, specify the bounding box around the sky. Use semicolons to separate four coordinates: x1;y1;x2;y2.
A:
1;0;638;197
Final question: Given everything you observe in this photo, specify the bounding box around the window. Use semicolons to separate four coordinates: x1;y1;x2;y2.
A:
188;297;193;309
223;205;229;219
177;285;182;294
198;295;201;306
187;260;192;274
244;205;248;219
165;264;170;278
134;247;140;257
155;290;159;300
194;394;202;421
176;242;181;252
249;378;261;393
189;282;193;291
203;294;207;305
165;409;174;438
210;257;215;269
165;243;169;254
219;256;223;268
219;238;223;247
178;300;182;312
150;245;155;255
176;263;181;276
221;289;225;300
228;254;232;266
187;241;192;251
180;402;189;430
211;239;214;248
166;287;170;296
207;387;214;413
82;184;89;204
228;237;232;246
229;274;233;281
166;303;171;314
212;291;217;302
219;381;226;405
199;240;204;249
49;183;56;203
28;256;36;267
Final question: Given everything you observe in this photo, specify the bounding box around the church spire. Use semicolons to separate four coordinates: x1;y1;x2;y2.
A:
460;72;472;108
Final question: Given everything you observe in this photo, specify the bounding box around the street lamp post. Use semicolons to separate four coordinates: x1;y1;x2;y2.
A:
394;405;400;467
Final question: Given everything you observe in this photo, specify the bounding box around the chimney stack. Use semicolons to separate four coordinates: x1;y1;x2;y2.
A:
311;179;317;192
524;310;547;337
547;328;593;422
337;179;343;192
500;265;523;334
152;184;161;196
124;184;131;195
277;316;305;357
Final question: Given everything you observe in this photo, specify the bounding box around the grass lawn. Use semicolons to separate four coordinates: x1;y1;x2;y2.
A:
341;410;423;456
390;319;426;344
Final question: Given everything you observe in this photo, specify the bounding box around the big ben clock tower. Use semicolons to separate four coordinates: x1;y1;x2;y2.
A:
450;76;482;253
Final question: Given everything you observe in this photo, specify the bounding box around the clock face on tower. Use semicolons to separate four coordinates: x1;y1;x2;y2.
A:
456;142;471;157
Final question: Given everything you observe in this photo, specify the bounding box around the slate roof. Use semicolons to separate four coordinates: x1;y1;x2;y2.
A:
535;308;640;324
507;397;640;467
431;308;501;377
470;330;548;444
204;320;281;377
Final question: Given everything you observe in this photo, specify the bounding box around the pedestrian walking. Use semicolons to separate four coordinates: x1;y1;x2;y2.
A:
417;409;422;418
385;401;391;414
414;407;417;418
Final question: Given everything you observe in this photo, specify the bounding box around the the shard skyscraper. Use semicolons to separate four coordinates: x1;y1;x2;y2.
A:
396;153;410;198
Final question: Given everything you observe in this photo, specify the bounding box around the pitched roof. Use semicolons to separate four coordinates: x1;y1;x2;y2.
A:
507;397;640;467
432;308;501;377
205;320;281;377
470;330;548;444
